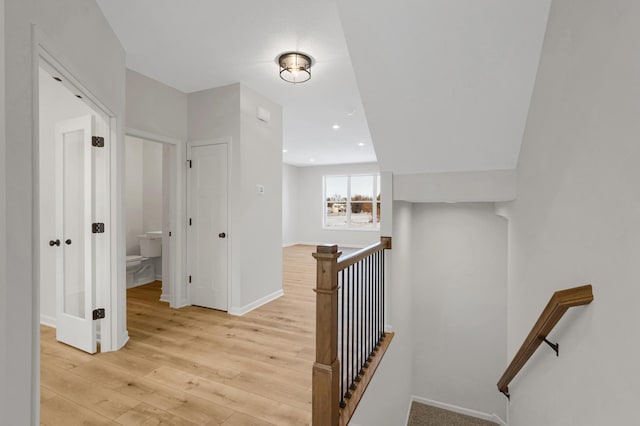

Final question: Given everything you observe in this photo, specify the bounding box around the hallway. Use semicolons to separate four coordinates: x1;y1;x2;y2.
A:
40;246;316;425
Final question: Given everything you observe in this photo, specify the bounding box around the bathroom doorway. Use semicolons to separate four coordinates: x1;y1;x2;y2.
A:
124;131;182;315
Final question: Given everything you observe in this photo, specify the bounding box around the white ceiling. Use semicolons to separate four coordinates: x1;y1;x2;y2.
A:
337;0;552;174
96;0;376;167
96;0;552;173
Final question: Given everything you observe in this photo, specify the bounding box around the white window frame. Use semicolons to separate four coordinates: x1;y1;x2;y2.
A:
323;174;380;231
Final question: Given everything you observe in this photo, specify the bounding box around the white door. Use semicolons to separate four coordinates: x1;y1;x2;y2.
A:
187;143;228;310
54;116;97;354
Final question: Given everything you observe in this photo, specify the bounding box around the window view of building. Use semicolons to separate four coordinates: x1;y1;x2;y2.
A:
324;175;380;229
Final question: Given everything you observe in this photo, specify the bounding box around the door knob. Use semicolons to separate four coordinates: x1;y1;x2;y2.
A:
218;232;226;238
65;239;72;245
49;239;60;247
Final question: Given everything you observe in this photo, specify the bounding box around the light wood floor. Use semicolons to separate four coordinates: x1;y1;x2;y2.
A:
41;245;317;426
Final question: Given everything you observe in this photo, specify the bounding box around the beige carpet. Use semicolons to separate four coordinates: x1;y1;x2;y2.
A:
407;402;498;426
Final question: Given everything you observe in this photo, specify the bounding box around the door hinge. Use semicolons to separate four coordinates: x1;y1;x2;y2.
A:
92;223;105;233
92;308;105;320
189;218;192;226
169;231;172;237
92;136;105;147
188;160;192;168
188;275;192;283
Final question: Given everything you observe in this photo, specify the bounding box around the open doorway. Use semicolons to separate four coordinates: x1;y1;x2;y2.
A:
124;135;174;309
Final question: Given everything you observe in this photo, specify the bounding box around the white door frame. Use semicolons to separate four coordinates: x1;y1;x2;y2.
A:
185;138;232;311
125;128;185;308
31;26;119;423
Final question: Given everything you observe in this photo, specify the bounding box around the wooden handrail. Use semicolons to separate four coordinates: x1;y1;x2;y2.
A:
497;284;594;398
337;236;392;271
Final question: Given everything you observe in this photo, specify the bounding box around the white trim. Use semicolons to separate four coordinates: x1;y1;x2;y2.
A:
282;242;298;248
229;289;284;316
409;396;508;426
159;293;171;303
117;331;129;350
40;315;57;329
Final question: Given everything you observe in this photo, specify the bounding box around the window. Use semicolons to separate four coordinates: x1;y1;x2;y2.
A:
324;174;380;229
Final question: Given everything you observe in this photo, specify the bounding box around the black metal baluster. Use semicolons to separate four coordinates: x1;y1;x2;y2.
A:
368;254;373;363
351;265;357;389
363;256;369;369
340;269;346;408
358;260;364;377
375;251;380;350
382;250;386;339
367;255;372;365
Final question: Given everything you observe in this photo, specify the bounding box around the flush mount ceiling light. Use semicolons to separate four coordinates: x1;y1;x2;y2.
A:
278;52;312;84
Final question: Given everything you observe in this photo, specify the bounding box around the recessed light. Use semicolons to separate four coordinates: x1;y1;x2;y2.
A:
309;158;316;163
282;149;288;153
332;124;340;130
358;142;365;147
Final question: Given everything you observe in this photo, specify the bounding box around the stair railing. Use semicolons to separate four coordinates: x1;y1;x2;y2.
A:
497;284;594;399
312;236;393;426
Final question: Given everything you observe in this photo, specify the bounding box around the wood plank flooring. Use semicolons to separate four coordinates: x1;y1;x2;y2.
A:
41;245;317;426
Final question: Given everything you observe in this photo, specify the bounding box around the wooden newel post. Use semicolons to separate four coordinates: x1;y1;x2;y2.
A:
312;244;341;426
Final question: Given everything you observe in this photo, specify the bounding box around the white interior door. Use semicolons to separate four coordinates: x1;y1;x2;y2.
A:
54;115;97;354
187;143;228;311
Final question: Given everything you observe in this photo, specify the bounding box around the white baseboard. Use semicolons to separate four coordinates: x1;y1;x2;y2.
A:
175;298;190;308
410;396;507;426
159;293;170;303
282;242;297;247
155;274;162;280
40;314;56;329
229;289;284;316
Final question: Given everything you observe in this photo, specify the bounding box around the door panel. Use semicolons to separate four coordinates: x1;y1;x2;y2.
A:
187;144;228;311
55;116;97;354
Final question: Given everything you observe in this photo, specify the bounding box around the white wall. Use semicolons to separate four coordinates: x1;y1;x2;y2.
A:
125;137;143;255
142;140;163;233
394;169;517;203
502;0;640;424
351;201;414;426
282;164;298;246
238;85;283;306
38;67;99;326
0;0;7;418
295;162;381;247
411;203;507;421
126;69;187;142
188;83;283;312
125;136;163;255
3;0;126;422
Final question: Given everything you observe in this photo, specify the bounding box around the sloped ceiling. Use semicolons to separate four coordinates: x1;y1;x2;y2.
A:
336;0;552;174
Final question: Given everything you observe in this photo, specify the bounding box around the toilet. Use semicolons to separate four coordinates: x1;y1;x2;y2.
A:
126;231;162;288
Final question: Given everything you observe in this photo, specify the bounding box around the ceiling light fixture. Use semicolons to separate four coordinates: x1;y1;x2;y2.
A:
278;52;312;84
358;142;365;147
332;124;340;130
282;149;288;153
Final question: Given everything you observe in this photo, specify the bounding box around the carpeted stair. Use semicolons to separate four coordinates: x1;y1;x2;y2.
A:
407;402;499;426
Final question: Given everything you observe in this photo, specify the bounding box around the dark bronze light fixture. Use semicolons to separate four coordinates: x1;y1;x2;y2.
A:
278;52;312;83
